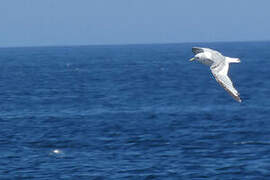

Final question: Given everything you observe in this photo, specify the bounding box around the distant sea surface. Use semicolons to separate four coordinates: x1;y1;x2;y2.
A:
1;42;270;179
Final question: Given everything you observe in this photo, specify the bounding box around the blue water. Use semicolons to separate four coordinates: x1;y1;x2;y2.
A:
0;42;270;179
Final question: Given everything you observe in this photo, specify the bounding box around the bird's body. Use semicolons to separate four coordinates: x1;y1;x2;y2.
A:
190;47;242;102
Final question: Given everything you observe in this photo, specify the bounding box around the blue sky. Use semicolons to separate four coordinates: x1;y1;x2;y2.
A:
0;0;270;47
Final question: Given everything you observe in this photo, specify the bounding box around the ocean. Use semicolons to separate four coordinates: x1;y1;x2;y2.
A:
0;41;270;179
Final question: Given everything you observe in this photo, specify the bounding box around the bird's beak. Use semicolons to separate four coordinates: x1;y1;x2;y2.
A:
189;57;196;61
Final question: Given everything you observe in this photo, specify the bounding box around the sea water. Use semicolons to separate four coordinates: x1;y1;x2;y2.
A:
0;42;270;179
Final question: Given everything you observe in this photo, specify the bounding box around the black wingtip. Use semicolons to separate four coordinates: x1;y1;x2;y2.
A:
234;96;242;103
192;47;204;54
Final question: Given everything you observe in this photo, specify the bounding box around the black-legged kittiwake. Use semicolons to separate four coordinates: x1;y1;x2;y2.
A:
190;47;242;102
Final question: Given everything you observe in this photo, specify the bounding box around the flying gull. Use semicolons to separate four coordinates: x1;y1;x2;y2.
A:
190;47;242;102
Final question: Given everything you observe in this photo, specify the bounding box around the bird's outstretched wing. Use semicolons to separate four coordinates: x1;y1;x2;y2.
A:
210;62;242;102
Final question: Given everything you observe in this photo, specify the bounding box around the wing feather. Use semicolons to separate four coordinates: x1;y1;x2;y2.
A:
211;63;241;102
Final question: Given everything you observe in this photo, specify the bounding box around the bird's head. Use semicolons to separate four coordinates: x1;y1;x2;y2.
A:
189;47;204;62
189;53;203;62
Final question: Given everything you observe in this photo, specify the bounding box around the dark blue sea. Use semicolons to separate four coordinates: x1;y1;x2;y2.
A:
1;42;270;179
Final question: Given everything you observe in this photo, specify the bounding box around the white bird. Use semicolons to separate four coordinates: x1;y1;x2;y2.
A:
190;47;242;102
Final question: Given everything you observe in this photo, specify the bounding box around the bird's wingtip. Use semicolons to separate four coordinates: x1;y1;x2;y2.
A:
192;47;204;54
236;97;242;103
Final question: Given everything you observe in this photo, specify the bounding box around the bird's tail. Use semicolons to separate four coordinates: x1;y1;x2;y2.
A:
226;57;240;63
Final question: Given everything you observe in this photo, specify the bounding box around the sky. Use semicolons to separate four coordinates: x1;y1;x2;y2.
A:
0;0;270;47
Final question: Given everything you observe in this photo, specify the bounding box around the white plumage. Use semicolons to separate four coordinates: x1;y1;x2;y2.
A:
190;47;242;102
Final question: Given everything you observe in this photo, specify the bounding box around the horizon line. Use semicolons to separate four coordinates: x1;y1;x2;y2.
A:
0;39;269;49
